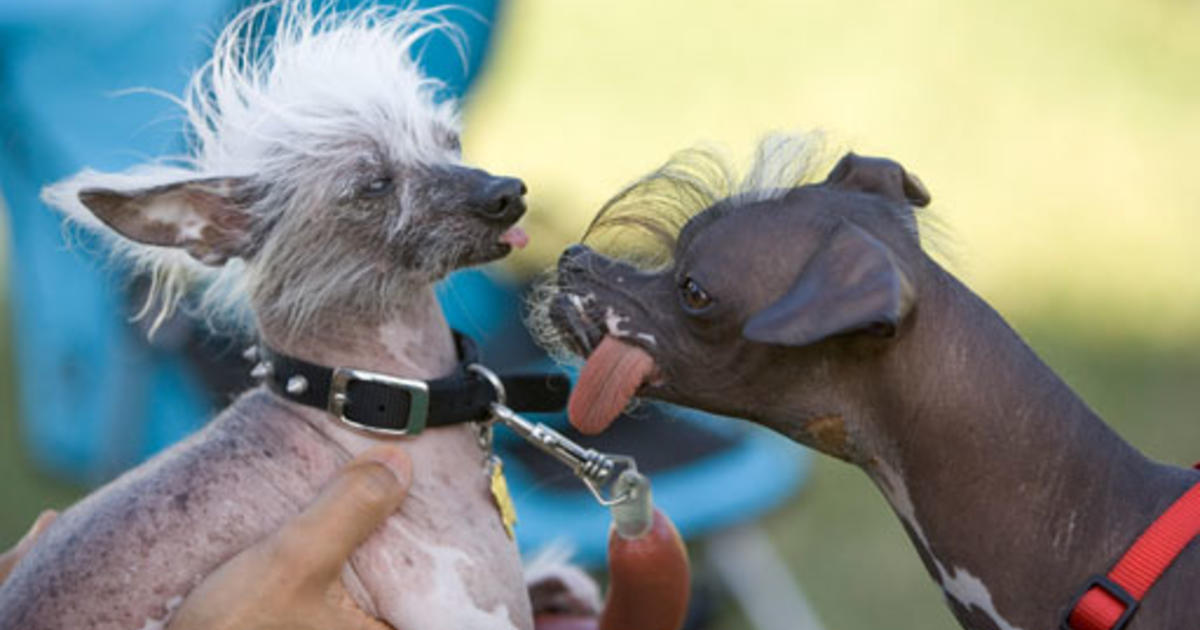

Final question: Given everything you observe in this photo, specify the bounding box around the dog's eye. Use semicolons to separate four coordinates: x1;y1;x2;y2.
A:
360;176;394;198
679;277;714;312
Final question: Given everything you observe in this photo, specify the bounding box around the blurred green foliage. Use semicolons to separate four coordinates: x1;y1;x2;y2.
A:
3;1;1199;628
0;209;86;551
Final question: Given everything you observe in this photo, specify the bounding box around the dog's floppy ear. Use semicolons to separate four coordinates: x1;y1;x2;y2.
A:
824;152;931;208
75;177;256;266
742;221;915;347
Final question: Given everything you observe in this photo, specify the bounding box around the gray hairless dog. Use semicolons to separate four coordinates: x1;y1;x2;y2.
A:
540;134;1200;630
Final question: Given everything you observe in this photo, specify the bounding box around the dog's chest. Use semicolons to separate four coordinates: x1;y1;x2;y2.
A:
0;394;531;630
340;421;532;630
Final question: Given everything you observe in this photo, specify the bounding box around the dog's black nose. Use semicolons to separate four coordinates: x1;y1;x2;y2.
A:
471;176;527;223
559;244;588;266
558;244;595;277
562;244;590;260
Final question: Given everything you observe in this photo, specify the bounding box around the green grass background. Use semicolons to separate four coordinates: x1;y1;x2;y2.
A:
3;1;1199;628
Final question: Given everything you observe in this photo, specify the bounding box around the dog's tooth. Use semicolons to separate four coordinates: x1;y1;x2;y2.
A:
568;294;595;326
242;345;259;362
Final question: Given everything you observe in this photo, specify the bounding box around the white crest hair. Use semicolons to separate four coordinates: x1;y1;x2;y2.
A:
42;0;464;335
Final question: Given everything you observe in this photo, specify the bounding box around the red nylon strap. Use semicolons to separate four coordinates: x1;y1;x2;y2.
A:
1066;480;1200;630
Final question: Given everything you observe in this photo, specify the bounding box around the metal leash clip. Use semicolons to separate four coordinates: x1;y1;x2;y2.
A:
468;363;642;508
488;403;640;507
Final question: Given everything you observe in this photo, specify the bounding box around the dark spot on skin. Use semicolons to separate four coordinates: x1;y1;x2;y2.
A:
403;554;414;567
262;448;274;458
172;492;190;513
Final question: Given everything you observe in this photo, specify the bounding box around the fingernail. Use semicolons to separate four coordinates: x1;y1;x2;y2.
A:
17;510;58;550
32;510;58;532
362;446;412;488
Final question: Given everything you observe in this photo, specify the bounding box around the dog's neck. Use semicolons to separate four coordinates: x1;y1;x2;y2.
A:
254;285;462;453
259;285;457;379
240;285;530;628
853;268;1198;630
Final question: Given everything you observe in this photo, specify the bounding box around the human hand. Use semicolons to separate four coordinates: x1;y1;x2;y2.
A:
0;510;58;585
167;446;412;630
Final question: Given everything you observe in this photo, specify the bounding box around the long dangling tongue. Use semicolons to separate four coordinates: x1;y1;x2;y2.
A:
569;336;656;435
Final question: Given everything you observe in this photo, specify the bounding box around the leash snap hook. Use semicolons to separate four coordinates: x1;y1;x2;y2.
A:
485;404;640;508
467;363;507;410
581;454;640;507
467;363;645;510
467;363;506;460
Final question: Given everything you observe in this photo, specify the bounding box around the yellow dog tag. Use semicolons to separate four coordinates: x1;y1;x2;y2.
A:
489;459;518;539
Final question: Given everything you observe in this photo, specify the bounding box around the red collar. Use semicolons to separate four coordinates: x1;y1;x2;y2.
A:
1062;470;1200;630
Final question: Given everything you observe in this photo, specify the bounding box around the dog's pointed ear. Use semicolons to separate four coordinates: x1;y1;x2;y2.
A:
742;222;915;347
76;177;255;266
824;152;931;208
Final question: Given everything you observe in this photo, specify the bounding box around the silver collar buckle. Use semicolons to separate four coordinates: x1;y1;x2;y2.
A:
327;367;430;436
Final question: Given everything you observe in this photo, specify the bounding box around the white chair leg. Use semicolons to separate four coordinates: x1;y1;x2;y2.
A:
706;523;826;630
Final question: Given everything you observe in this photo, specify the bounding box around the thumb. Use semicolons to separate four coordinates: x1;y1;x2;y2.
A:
271;446;413;583
0;510;58;584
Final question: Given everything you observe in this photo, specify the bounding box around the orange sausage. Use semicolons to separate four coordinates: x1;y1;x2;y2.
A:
533;509;690;630
598;508;691;630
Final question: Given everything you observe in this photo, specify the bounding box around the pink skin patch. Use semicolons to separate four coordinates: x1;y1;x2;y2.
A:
499;226;529;249
568;336;656;435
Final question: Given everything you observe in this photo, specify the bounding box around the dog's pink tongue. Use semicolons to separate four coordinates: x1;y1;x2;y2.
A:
500;226;529;249
569;336;656;435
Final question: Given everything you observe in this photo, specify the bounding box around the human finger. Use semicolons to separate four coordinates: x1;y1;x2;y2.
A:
0;510;58;584
269;446;412;583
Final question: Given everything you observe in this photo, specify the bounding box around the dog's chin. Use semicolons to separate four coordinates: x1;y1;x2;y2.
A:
475;243;515;264
460;225;528;268
446;242;516;271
